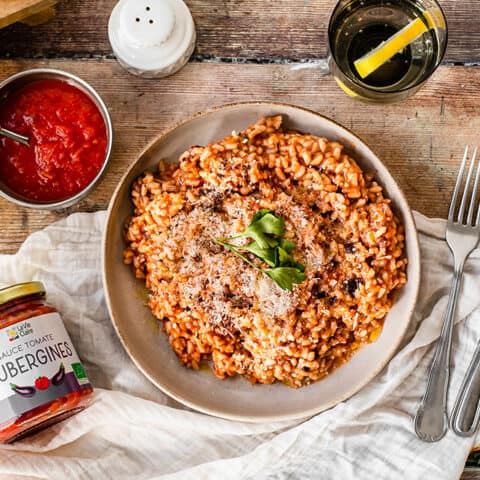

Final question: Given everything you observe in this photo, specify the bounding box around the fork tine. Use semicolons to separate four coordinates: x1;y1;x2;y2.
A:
477;192;480;227
458;146;476;223
467;147;480;225
449;146;469;223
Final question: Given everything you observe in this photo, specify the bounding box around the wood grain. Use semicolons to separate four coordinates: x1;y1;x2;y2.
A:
0;1;479;474
0;59;478;254
0;0;57;30
20;6;57;27
0;0;478;63
463;472;480;479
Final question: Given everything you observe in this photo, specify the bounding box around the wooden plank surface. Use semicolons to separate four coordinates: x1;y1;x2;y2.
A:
0;59;478;254
0;0;478;63
1;3;480;477
464;472;480;479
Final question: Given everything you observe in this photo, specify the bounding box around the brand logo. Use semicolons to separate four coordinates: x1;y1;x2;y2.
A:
7;322;33;342
7;328;18;342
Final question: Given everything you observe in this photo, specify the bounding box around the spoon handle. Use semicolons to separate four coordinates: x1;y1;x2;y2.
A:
451;340;480;436
0;127;30;146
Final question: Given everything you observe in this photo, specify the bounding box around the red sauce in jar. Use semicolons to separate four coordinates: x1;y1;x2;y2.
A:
0;282;93;443
0;79;108;203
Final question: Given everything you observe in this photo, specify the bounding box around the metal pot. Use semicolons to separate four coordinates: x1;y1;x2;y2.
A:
0;68;113;210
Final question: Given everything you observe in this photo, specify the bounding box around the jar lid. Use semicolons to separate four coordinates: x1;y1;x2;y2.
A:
108;0;196;75
0;282;45;306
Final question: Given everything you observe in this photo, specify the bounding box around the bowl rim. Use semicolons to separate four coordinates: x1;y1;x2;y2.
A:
0;68;113;210
103;100;421;422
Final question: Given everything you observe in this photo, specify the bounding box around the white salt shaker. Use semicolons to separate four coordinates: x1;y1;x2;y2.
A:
108;0;196;78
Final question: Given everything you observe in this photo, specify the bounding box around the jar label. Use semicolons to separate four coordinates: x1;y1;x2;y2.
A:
0;312;91;423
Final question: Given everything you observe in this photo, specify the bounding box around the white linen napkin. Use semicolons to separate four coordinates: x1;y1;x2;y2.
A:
0;211;480;480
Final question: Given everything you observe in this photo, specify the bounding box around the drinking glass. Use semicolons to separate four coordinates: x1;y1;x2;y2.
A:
328;0;448;103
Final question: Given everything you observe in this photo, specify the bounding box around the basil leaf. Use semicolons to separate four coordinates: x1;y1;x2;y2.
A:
247;230;278;249
288;259;306;273
265;267;307;291
277;247;291;266
248;213;285;237
276;247;305;272
216;210;307;291
251;209;274;223
214;239;264;274
245;241;278;267
279;239;296;253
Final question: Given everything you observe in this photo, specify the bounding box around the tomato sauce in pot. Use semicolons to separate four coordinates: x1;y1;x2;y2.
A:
0;79;108;203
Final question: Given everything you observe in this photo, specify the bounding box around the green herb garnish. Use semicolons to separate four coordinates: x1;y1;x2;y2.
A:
215;210;306;291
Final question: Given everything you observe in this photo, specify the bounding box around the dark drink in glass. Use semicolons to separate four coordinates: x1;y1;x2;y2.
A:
328;0;447;102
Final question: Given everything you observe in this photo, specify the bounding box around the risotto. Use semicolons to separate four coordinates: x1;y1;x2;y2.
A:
123;116;407;388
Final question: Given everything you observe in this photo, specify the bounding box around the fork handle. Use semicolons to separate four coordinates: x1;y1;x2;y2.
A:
414;267;463;442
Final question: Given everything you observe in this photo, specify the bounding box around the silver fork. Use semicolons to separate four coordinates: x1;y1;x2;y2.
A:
414;145;480;442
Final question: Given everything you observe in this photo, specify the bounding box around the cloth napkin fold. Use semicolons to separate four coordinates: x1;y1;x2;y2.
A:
0;211;480;480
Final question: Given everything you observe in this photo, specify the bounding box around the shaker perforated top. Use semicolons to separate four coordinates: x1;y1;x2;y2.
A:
108;0;196;78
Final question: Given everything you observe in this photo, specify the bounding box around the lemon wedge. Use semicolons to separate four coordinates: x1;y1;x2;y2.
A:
354;17;428;80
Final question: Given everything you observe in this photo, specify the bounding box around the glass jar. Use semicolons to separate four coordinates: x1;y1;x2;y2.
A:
0;282;93;443
328;0;447;102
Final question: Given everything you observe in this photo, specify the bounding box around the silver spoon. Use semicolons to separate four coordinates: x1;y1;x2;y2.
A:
0;127;30;146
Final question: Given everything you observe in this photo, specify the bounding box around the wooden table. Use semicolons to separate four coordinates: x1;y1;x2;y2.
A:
1;1;480;477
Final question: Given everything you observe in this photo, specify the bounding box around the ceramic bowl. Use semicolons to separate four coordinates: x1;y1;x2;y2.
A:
102;102;420;422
